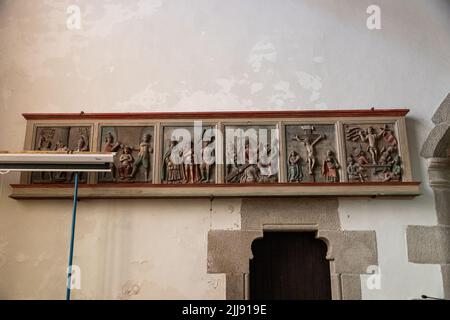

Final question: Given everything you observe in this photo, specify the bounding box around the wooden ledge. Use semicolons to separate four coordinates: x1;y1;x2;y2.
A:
9;182;421;199
22;109;410;120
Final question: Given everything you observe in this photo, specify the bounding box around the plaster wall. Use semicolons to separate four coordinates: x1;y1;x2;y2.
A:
1;0;449;299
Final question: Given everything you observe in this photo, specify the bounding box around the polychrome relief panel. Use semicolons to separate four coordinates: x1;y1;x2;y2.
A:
31;126;91;183
161;126;216;184
98;126;154;183
285;124;339;183
344;123;402;182
224;125;279;184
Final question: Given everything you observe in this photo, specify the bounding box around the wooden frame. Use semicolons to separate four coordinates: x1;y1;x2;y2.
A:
10;109;420;199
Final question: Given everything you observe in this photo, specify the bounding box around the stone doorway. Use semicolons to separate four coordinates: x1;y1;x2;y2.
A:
207;197;378;300
249;232;332;300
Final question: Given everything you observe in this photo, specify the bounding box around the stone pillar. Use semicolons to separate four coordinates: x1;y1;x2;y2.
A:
415;93;450;299
408;158;450;299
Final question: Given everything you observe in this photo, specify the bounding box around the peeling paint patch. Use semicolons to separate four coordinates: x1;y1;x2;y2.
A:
84;0;163;37
15;253;27;263
248;41;277;72
250;82;264;95
270;81;295;107
119;280;141;299
175;90;250;110
116;83;168;110
296;71;322;102
315;102;328;110
216;78;235;93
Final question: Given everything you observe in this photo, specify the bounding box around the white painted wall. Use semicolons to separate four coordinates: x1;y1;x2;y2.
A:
0;0;449;299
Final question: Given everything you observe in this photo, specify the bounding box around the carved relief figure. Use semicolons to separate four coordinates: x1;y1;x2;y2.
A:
161;127;216;184
258;144;278;183
286;124;335;183
102;132;122;181
98;127;154;183
118;146;134;180
183;142;201;184
226;155;241;183
54;141;69;182
32;126;95;184
382;156;402;182
345;124;402;182
200;134;215;183
356;149;370;166
36;130;55;182
55;140;68;152
240;163;259;183
240;139;259;183
358;127;383;165
74;132;89;152
381;124;398;146
347;157;366;182
287;150;302;182
38;136;53;151
161;138;183;184
68;130;90;183
130;133;153;182
322;150;340;183
378;146;395;165
293;126;325;178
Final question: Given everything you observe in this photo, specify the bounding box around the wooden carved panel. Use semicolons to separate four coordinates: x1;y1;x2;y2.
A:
98;126;154;183
224;125;279;184
344;123;401;182
13;110;420;199
161;126;216;184
31;126;91;183
285;124;339;183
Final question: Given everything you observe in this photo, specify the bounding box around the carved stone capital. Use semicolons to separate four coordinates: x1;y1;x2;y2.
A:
427;158;450;189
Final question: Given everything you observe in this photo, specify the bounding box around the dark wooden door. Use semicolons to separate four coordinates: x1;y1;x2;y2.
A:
250;232;331;300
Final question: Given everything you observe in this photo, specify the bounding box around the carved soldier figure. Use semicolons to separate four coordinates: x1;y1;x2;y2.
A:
240;163;259;183
380;125;397;146
118;146;134;180
322;150;340;183
378;146;395;165
287;150;302;182
130;133;153;182
347;157;365;182
183;142;201;184
382;156;402;182
359;127;383;165
200;135;215;183
226;155;241;183
356;150;370;166
161;138;183;184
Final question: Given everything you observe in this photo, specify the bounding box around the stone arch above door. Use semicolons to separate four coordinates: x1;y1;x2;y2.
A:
207;198;378;300
421;93;450;159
